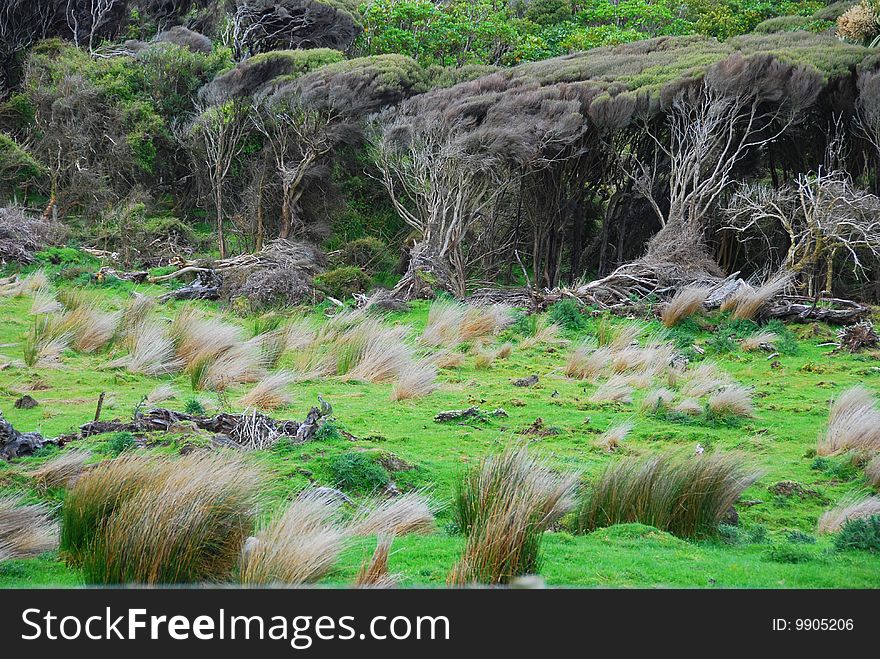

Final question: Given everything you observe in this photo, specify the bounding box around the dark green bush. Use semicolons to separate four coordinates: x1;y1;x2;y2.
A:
834;515;880;553
338;237;393;274
327;452;389;493
313;266;371;299
107;432;136;456
184;398;205;415
547;299;585;331
764;544;813;563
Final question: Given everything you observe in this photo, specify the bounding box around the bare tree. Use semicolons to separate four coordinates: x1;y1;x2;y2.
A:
66;0;128;53
725;169;880;295
630;54;822;271
251;95;337;242
373;112;513;298
187;94;251;258
0;0;62;99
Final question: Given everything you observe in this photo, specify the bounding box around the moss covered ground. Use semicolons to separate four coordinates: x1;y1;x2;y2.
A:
1;267;879;588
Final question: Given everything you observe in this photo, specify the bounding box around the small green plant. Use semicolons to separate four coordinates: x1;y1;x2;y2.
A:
764;544;813;563
314;420;343;442
547;299;585;331
313;266;371;299
327;452;389;493
107;432;136;456
786;530;817;544
834;515;880;552
184;398;205;415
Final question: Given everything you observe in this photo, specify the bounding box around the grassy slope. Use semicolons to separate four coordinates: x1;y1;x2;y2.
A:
1;276;879;588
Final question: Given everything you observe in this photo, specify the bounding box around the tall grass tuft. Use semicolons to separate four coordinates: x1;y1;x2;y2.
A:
31;289;62;315
449;446;578;584
817;494;880;533
350;492;437;536
661;285;710;327
240;490;347;585
590;376;634;404
239;371;293;410
0;495;59;560
574;450;762;538
32;450;91;490
22;315;71;367
62;454;262;584
114;321;182;375
707;385;755;418
354;534;398;588
565;343;609;380
58;305;120;353
866;455;880;489
817;386;880;456
596;421;634;453
722;275;790;321
390;359;437;401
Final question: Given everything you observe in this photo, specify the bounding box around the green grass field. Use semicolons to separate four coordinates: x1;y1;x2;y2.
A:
1;267;879;588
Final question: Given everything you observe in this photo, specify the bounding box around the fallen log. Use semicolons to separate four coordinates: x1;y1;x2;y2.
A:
0;411;55;460
764;296;869;324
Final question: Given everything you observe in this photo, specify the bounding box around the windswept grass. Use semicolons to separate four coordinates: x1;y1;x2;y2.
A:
390;359;437;401
31;450;92;490
640;388;675;413
818;494;880;533
591;377;634;404
661;285;710;327
574;450;762;538
708;385;755;418
722;275;791;321
240;371;294;410
596;421;634;453
62;453;262;584
449;446;578;584
355;534;398;588
112;321;182;375
0;495;58;561
350;492;436;536
742;331;778;351
240;489;346;585
817;386;880;456
565;343;609;380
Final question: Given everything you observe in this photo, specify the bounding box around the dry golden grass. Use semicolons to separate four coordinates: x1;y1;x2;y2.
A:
354;534;399;588
0;495;59;560
200;344;265;391
817;386;880;456
32;450;92;490
239;371;294;410
433;349;466;369
58;305;120;353
520;322;564;349
449;446;578;585
596;421;634;453
65;453;263;584
681;362;729;398
345;333;415;384
565;344;609;380
723;275;791;321
120;295;156;341
22;314;72;367
1;270;50;298
591;377;634;404
817;494;880;533
640;388;675;413
284;318;317;350
474;349;495;369
866;455;880;488
145;383;176;406
116;321;182;376
422;300;467;346
661;285;711;327
675;398;704;416
708;385;755;417
350;492;436;536
390;359;437;401
170;307;244;368
607;322;644;351
31;289;62;315
742;332;778;352
240;489;347;585
461;304;513;341
496;342;513;359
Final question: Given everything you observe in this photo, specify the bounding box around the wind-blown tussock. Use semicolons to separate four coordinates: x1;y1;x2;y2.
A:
817;386;880;455
0;495;59;561
817;494;880;533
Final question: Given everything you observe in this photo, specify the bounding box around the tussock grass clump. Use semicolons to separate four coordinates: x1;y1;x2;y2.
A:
145;384;176;406
59;305;120;353
473;349;495;369
675;398;703;416
0;495;59;560
596;421;634;453
449;447;577;585
251;329;287;369
565;343;609;380
239;371;293;410
575;451;762;538
661;285;710;327
31;289;62;315
170;307;245;368
496;342;513;358
817;386;880;456
1;270;50;298
22;314;71;367
722;275;791;321
591;377;634;404
120;295;156;339
355;534;398;588
708;385;755;418
866;455;880;489
32;450;91;490
606;322;645;351
350;492;436;536
422;300;511;347
520;320;563;350
818;494;880;533
285;318;317;350
240;490;346;585
681;361;730;398
640;388;675;413
433;349;466;369
115;321;182;375
390;359;437;401
742;331;777;351
200;344;264;391
62;454;262;584
345;332;414;383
